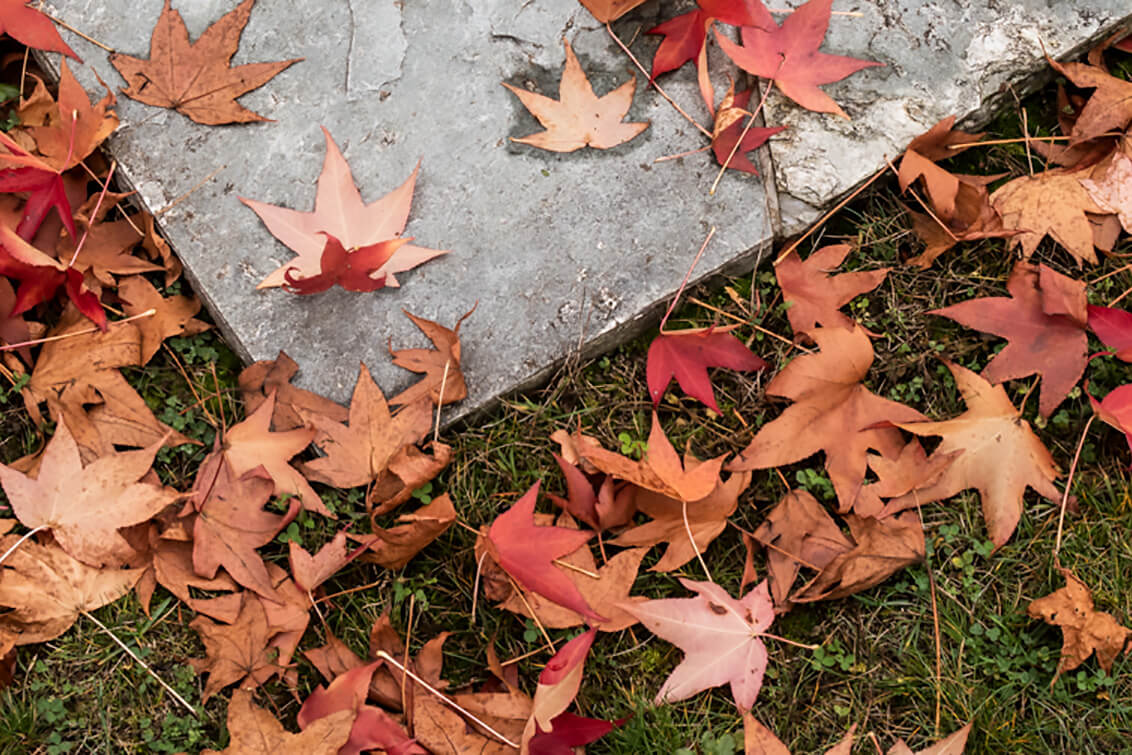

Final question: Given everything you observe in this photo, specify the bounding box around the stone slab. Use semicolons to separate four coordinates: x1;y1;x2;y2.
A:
42;0;1132;419
44;0;774;418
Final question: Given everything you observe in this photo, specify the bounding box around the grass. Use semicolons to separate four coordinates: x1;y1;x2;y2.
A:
4;45;1132;755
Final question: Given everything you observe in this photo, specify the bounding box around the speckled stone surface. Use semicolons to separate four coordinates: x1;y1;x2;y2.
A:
41;0;1132;418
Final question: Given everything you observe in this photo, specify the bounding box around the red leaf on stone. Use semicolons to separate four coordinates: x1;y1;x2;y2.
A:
647;326;766;413
930;261;1087;418
647;0;773;79
486;481;604;623
1087;304;1132;360
283;234;410;295
714;0;882;118
0;0;80;60
711;87;785;175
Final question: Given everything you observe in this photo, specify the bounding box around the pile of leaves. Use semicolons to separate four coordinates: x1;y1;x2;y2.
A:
1;0;1132;753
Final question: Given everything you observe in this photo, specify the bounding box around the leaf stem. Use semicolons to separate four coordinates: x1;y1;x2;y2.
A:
1053;414;1094;567
0;525;45;567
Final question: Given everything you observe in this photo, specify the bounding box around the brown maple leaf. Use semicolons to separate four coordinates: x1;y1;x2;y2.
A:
189;591;279;702
929;261;1088;418
238;350;349;432
288;530;373;594
110;0;301;125
0;534;141;645
610;470;751;572
152;538;242;623
118;275;209;365
775;244;889;334
991;168;1111;265
1081;151;1132;233
729;325;925;515
753;489;853;608
904;174;1014;269
202;689;354;755
188;449;299;600
56;216;158;288
28;60;118;171
897;115;984;220
351;494;456;570
577;0;649;23
503;39;648;153
389;307;475;407
224;391;328;517
1048;59;1132;143
792;511;924;602
298;363;432;490
884;361;1063;548
0;417;180;567
1027;569;1131;681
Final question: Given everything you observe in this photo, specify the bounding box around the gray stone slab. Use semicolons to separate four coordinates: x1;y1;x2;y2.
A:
44;0;773;418
41;0;1132;419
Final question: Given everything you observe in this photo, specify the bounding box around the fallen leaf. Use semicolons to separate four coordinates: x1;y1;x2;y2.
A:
486;481;603;623
991;168;1110;265
202;689;354;755
886;723;972;755
577;0;649;23
647;0;774;80
547;453;636;531
1081;151;1132;232
0;129;77;243
152;538;242;623
189;448;299;600
503;39;648;152
0;0;79;59
298;363;431;490
368;441;452;516
353;494;456;569
729;325;925;515
1088;383;1132;461
241;127;447;289
904;174;1013;268
711;86;785;174
189;591;278;702
0;534;141;645
1028;569;1131;681
0;417;179;567
528;712;626;755
929;261;1088;417
742;714;791;755
56;217;158;288
864;439;959;501
305;631;364;684
1048;59;1132;143
715;0;882;118
225;391;328;517
288;529;373;593
897;116;984;220
619;578;775;710
521;628;597;751
775;245;889;334
238;350;349;432
298;661;426;755
1086;303;1132;360
389;307;475;407
647;325;766;414
792;512;924;602
883;361;1063;548
283;234;409;295
110;0;300;125
611;470;750;572
753;489;853;608
581;412;726;502
29;60;116;171
118;275;209;365
0;221;102;327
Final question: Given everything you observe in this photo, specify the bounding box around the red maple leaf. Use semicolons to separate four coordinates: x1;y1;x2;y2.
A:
1087;304;1132;360
1089;383;1132;465
0;1;79;60
486;481;604;623
647;326;766;413
283;234;410;295
0;222;105;329
714;0;882;118
529;712;627;755
0;130;77;242
647;0;773;80
930;262;1088;418
711;87;785;174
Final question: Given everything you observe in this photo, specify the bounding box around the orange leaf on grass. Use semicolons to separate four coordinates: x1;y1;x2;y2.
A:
288;530;374;594
110;0;300;125
775;244;889;335
202;689;353;755
991;168;1110;265
351;494;456;570
238;350;349;431
1047;59;1132;143
241;127;447;289
548;453;636;531
188;591;279;702
1027;569;1131;681
753;489;852;608
503;40;648;153
118;275;209;365
896;115;984;220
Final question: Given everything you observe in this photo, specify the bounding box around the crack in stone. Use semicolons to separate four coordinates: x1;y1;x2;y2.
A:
344;0;355;94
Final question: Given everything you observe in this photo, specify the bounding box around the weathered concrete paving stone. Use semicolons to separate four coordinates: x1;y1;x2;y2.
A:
44;0;774;418
43;0;1132;418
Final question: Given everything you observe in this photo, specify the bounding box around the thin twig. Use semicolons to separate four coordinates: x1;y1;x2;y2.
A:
1088;262;1132;286
654;145;712;163
884;156;958;241
660;227;716;331
43;12;115;52
947;135;1068;149
433;358;450;444
767;7;863;15
471;551;486;625
499;646;545;667
82;610;197;716
773;166;887;265
682;499;713;582
761;632;818;650
605;23;711;138
509;576;556;653
1053;415;1094;567
688;297;816;353
0;309;155;352
156;165;226;215
552;559;599;579
315;577;384;604
0;525;45;567
401;593;415;718
68;160;117;268
913;494;943;738
375;650;519;749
